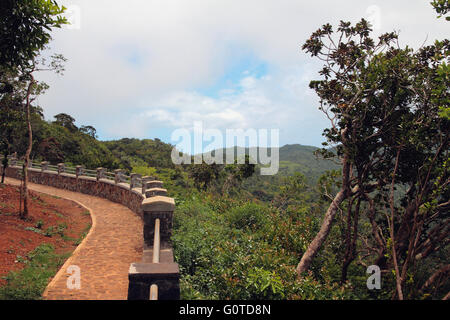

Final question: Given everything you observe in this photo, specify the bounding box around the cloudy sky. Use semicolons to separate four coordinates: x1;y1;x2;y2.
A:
36;0;448;150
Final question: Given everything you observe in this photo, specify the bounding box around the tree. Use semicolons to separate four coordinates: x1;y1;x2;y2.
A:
0;67;23;183
189;162;222;191
37;137;64;163
221;155;256;194
0;0;66;69
431;0;450;20
54;112;78;132
272;172;308;210
20;58;65;219
296;19;398;277
0;0;67;219
297;19;449;300
80;125;98;138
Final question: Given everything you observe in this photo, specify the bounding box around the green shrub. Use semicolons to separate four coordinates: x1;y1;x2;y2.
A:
35;220;44;229
172;195;356;300
0;244;69;300
44;226;55;237
24;226;44;235
245;267;285;299
226;203;269;231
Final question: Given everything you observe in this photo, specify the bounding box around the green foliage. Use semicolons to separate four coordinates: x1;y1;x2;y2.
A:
0;244;69;299
38;119;118;168
0;0;67;69
4;110;119;169
188;162;221;191
431;0;450;20
44;226;54;237
302;15;449;299
103;138;175;171
132;165;157;177
226;202;269;231
241;145;339;200
73;223;91;245
24;226;44;235
172;195;355;300
245;267;285;299
53;113;77;132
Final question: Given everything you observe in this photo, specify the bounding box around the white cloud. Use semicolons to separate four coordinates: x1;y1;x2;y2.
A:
102;68;329;147
35;0;449;147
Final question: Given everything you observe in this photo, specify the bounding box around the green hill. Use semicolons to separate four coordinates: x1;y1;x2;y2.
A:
102;138;175;171
200;144;338;180
197;144;338;201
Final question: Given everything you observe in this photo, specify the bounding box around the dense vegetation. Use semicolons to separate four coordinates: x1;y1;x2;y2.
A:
1;0;448;300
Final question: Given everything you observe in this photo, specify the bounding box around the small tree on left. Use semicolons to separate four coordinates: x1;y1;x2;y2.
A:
0;0;67;219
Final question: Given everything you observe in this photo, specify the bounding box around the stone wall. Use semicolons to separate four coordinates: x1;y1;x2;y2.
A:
4;165;144;218
3;164;180;300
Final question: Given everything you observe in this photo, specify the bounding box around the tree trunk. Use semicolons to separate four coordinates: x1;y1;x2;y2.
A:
296;187;347;277
296;143;351;278
20;76;34;220
341;196;361;283
1;152;7;184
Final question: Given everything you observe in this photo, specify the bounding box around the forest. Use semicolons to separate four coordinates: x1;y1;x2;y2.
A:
0;0;448;300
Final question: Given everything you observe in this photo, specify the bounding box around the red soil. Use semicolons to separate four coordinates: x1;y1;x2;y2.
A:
0;183;91;286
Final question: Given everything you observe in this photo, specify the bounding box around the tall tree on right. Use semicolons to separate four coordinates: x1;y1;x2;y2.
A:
431;0;449;20
297;16;449;299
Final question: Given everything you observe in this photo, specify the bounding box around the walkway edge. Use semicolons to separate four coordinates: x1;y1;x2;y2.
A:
42;198;96;299
5;178;98;300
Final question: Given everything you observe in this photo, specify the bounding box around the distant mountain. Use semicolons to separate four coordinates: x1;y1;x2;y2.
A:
278;144;339;180
198;144;339;200
200;144;338;179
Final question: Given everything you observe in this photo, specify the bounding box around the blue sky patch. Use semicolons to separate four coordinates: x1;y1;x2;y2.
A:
196;52;269;98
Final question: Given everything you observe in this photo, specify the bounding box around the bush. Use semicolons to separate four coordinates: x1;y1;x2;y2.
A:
226;203;269;231
245;267;285;299
172;195;356;300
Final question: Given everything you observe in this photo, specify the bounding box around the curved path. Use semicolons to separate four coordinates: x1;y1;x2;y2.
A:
5;177;143;300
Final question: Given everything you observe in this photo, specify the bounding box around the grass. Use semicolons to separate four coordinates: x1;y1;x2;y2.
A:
0;202;15;211
24;226;44;235
51;210;64;218
73;223;91;245
24;223;68;238
0;244;70;300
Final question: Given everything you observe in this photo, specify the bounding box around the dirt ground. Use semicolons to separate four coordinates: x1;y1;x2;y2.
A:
0;183;91;286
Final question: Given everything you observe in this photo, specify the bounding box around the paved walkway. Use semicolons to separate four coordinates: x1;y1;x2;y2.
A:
5;177;143;300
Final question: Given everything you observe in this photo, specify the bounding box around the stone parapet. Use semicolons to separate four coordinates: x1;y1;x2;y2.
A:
4;164;145;218
145;188;167;198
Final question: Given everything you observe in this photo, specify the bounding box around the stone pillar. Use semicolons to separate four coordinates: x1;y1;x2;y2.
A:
141;176;154;194
142;196;175;246
128;195;179;300
8;154;17;166
114;169;123;185
128;263;180;300
41;161;49;172
76;165;83;178
96;167;105;181
145;188;168;198
57;163;65;174
130;173;141;190
145;180;164;190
